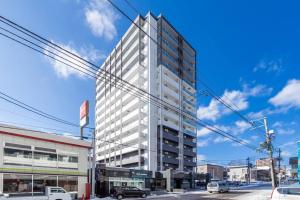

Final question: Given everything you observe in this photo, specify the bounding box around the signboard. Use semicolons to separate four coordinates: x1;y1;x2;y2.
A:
80;100;89;128
130;169;152;178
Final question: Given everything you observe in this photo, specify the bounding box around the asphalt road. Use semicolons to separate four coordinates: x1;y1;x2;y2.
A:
146;191;252;200
127;184;272;200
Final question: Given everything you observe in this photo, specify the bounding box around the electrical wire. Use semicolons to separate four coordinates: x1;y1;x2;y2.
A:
0;15;263;153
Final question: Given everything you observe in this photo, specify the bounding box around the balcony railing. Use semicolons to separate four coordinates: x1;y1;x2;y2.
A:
183;149;196;157
183;140;196;148
160;144;179;154
184;160;196;167
162;156;179;165
161;131;179;143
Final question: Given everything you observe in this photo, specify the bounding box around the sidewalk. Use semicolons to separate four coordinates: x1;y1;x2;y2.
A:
232;189;271;200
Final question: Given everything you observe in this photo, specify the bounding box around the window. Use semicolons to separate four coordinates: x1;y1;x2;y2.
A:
4;148;32;159
34;152;57;161
51;188;66;193
5;143;31;150
33;175;57;194
58;155;78;163
58;176;78;192
35;147;56;153
3;174;32;194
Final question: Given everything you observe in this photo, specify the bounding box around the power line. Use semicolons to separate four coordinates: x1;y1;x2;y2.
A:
0;15;261;153
0;91;80;127
0;23;257;153
119;0;266;135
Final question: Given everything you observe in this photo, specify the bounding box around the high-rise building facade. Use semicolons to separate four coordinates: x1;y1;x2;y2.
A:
95;13;196;173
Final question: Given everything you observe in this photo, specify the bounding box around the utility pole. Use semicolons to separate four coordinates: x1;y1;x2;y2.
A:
246;157;250;184
91;129;96;199
278;148;281;186
263;117;277;189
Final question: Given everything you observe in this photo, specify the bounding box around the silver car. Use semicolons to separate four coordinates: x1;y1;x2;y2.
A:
207;181;229;193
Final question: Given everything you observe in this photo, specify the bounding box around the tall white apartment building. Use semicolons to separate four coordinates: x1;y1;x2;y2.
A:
95;13;197;173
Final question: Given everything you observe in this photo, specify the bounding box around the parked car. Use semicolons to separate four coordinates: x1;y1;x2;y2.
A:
112;186;148;199
271;186;300;200
207;181;229;193
0;187;72;200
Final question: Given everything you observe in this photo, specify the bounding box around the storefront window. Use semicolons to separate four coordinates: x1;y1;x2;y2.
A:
3;174;32;194
33;175;57;194
58;176;78;192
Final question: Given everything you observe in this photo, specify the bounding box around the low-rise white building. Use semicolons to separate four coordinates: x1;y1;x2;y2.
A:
228;165;250;182
0;124;91;197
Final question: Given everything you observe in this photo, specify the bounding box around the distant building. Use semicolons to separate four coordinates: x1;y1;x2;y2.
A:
228;165;250;182
256;158;278;170
289;157;298;179
197;164;225;181
250;168;271;182
0;124;91;197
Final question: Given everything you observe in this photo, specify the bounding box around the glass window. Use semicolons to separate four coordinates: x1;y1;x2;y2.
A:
5;143;31;150
33;175;57;194
4;148;32;159
3;174;32;194
58;176;78;192
51;188;65;193
50;188;58;193
35;147;56;153
58;155;78;163
34;152;57;161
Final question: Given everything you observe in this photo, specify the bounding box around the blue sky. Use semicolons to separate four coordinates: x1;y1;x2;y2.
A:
0;0;299;166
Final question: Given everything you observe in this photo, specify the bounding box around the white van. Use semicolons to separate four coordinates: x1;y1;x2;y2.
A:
207;181;229;193
0;187;72;200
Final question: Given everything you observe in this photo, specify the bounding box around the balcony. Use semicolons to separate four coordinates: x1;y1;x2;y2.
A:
160;143;179;154
162;156;179;165
183;118;196;127
163;71;179;87
183;129;196;137
162;110;179;122
183;149;196;157
184;160;196;167
121;155;140;165
183;140;196;148
182;87;195;97
160;131;179;143
163;85;179;100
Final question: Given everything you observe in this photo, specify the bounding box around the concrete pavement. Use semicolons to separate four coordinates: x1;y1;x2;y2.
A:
95;184;273;200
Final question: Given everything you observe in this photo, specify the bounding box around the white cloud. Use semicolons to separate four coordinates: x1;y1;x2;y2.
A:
197;128;212;137
269;79;300;109
232;139;250;147
213;136;230;144
250;135;259;141
197;154;207;162
44;41;105;79
253;59;283;74
281;150;291;158
277;128;295;135
247;106;289;120
272;121;283;128
197;84;272;121
235;120;251;133
197;138;210;147
85;0;119;40
279;141;296;148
